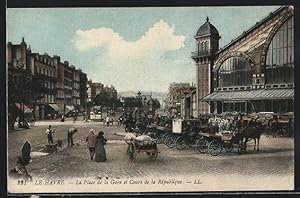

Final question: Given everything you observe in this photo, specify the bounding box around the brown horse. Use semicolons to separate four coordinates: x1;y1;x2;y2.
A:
240;123;265;152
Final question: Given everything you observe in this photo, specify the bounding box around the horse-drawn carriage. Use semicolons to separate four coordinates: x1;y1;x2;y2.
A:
203;131;244;156
160;119;203;149
173;119;203;150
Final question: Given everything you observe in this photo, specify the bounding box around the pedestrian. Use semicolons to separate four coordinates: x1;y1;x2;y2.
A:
67;127;77;147
106;116;110;127
73;115;77;123
61;115;65;122
95;131;107;162
21;141;31;165
86;129;96;160
111;118;114;126
45;125;55;144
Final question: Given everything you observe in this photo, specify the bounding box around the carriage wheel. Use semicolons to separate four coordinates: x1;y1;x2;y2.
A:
166;136;176;148
176;136;187;150
224;143;233;152
160;133;168;144
163;134;171;145
208;140;222;156
149;150;158;160
196;138;209;154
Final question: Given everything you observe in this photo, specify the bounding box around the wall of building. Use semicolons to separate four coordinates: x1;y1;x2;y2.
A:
7;38;89;119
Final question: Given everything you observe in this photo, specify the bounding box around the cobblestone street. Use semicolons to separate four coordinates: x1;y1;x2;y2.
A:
8;121;294;192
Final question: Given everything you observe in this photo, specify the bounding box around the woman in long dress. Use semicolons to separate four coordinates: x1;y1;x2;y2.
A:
95;131;107;162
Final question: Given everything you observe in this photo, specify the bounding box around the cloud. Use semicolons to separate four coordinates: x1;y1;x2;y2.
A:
73;20;191;92
73;19;186;59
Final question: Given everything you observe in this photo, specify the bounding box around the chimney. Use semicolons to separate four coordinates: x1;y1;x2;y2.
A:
64;61;69;66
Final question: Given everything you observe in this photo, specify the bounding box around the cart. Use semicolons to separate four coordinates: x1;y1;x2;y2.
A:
126;138;158;162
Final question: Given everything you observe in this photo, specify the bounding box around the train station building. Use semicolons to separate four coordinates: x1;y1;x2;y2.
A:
182;6;294;118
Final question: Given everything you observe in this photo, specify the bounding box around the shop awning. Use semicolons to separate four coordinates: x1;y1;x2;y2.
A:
15;103;32;113
48;104;60;111
65;105;75;114
203;88;294;102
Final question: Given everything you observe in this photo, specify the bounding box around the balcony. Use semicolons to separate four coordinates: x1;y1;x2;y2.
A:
191;50;212;59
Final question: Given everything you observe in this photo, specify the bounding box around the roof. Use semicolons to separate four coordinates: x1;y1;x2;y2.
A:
216;6;288;55
202;88;294;101
196;17;220;37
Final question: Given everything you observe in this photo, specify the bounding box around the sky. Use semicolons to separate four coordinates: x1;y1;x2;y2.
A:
7;6;280;93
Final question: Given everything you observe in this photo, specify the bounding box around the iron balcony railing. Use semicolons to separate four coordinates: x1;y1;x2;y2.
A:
191;50;212;59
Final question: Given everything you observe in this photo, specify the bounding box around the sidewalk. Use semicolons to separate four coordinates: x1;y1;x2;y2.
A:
34;120;103;126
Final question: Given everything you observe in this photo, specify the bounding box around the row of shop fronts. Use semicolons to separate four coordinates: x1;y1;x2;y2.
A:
15;102;78;120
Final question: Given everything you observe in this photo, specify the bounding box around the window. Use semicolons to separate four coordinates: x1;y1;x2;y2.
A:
265;16;294;84
218;57;252;87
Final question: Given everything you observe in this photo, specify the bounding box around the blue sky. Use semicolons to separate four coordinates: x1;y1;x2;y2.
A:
7;6;280;92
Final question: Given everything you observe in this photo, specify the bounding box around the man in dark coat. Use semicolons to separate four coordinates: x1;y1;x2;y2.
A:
68;128;77;147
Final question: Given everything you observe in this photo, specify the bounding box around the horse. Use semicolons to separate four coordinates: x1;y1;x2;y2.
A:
240;123;265;152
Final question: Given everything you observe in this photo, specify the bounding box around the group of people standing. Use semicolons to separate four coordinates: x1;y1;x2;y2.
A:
86;129;107;162
45;126;107;162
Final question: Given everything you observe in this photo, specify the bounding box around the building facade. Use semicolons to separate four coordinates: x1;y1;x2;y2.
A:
7;38;88;120
7;38;33;125
31;53;58;119
79;71;88;111
189;6;294;116
165;83;196;117
87;80;104;101
87;80;118;102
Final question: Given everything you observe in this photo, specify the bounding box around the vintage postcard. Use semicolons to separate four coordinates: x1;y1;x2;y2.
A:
7;5;294;194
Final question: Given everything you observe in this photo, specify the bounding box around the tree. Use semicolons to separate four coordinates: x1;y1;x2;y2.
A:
93;90;122;110
152;98;161;110
8;68;46;129
94;91;112;107
123;97;143;108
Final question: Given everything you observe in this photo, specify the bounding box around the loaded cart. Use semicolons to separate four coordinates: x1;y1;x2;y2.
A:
126;137;158;162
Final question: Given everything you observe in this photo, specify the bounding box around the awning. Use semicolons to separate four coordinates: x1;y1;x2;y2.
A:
65;105;75;114
48;104;60;111
15;103;32;113
203;88;294;102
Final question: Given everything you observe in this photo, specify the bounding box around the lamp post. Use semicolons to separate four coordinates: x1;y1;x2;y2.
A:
137;91;142;118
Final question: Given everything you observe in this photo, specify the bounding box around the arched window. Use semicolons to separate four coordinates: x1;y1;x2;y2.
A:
203;41;208;52
218;57;252;87
265;16;294;84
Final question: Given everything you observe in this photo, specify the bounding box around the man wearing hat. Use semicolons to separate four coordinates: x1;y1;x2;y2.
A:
86;129;96;160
